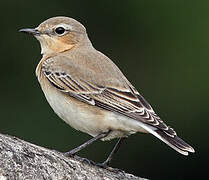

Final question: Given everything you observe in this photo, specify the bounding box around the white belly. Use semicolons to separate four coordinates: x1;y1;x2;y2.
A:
39;79;148;140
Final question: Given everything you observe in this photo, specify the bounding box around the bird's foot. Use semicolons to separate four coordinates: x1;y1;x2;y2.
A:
96;161;109;169
78;157;96;165
67;154;96;166
64;151;75;157
96;161;124;173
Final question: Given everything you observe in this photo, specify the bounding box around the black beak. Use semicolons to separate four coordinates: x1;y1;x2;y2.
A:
19;28;40;35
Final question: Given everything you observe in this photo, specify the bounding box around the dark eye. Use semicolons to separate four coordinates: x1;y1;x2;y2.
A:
55;27;66;35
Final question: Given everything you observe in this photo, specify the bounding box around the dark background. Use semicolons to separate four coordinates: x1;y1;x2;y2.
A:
0;0;208;179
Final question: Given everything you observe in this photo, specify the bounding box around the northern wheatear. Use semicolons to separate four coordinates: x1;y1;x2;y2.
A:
19;16;194;166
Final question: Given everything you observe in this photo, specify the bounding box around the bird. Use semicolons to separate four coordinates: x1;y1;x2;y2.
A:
19;16;195;166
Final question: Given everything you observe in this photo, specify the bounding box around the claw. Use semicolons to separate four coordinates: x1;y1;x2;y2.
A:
80;157;96;165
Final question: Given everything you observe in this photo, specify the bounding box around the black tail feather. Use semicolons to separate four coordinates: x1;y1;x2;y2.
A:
155;130;195;155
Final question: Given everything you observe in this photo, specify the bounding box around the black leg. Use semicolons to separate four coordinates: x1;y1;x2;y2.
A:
99;137;125;167
64;131;110;157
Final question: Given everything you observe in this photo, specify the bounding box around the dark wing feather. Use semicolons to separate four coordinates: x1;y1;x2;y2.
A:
93;88;176;136
42;57;176;137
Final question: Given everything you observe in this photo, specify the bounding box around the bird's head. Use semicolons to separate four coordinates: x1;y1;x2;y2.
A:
19;16;90;55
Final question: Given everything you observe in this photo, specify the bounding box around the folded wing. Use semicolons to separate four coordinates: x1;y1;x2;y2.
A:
41;55;194;155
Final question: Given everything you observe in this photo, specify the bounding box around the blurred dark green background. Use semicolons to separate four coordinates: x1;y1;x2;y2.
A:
0;0;208;179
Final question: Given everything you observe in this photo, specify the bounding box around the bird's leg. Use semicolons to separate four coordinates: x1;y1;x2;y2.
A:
64;130;111;157
97;137;125;168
